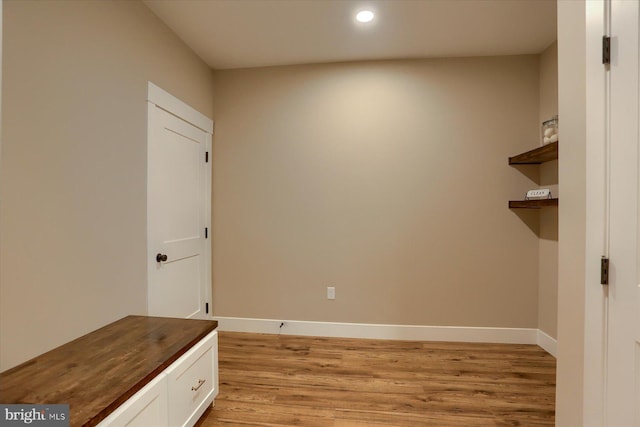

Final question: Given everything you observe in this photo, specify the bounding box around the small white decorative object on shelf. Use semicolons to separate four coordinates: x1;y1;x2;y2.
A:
541;115;558;145
526;189;552;200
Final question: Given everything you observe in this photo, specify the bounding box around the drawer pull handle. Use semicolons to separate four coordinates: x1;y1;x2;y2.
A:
191;379;206;391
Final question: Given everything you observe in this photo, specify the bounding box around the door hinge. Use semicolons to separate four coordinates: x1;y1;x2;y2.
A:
602;36;611;65
205;302;209;314
601;257;609;285
205;227;208;239
205;151;209;163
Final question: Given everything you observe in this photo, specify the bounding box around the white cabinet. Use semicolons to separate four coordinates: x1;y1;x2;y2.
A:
98;374;168;427
97;330;218;427
166;330;219;427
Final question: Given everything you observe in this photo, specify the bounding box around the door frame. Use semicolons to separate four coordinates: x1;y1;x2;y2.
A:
584;1;607;424
584;0;640;424
146;82;213;318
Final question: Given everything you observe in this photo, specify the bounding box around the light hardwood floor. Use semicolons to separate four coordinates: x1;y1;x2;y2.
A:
197;332;556;426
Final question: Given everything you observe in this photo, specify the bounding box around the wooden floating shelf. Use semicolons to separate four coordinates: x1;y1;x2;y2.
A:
509;198;559;209
508;141;558;164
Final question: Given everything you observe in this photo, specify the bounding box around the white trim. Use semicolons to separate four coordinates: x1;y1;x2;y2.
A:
536;329;558;358
204;135;212;318
147;82;213;134
213;316;540;345
584;0;608;424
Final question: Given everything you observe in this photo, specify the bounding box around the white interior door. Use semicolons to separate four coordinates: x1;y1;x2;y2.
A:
605;0;640;424
585;1;640;424
147;83;212;320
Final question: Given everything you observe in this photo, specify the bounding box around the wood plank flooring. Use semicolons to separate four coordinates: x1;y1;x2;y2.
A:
197;332;556;426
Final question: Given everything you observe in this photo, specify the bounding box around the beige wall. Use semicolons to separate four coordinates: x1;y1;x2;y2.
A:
212;56;541;328
556;0;586;424
0;0;214;370
538;41;559;339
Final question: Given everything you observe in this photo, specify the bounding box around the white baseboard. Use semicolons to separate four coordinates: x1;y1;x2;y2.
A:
213;316;541;345
536;329;558;358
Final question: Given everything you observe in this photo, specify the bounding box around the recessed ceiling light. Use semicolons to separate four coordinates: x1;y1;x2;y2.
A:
355;10;375;23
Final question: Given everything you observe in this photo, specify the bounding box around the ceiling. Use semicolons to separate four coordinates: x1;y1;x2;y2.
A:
143;0;557;70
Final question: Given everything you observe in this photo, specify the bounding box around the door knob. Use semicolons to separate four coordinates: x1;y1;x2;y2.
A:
156;253;168;263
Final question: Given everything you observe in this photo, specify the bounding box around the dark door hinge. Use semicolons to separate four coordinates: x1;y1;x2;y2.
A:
602;36;611;65
205;227;208;239
205;302;209;314
601;257;609;285
205;151;209;163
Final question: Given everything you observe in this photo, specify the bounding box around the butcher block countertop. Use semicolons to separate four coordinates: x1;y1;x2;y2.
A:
0;315;218;427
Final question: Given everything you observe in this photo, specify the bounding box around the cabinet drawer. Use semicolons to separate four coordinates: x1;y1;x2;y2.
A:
97;373;168;427
165;331;218;427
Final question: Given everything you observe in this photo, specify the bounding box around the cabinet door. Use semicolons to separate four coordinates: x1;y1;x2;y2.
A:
97;374;168;427
165;331;218;427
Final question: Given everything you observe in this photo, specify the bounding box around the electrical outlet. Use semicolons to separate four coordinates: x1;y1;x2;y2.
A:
327;286;336;300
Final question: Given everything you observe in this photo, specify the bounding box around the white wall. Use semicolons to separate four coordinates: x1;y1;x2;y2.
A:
556;0;587;425
538;42;559;340
212;56;542;329
0;0;214;370
0;0;3;170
